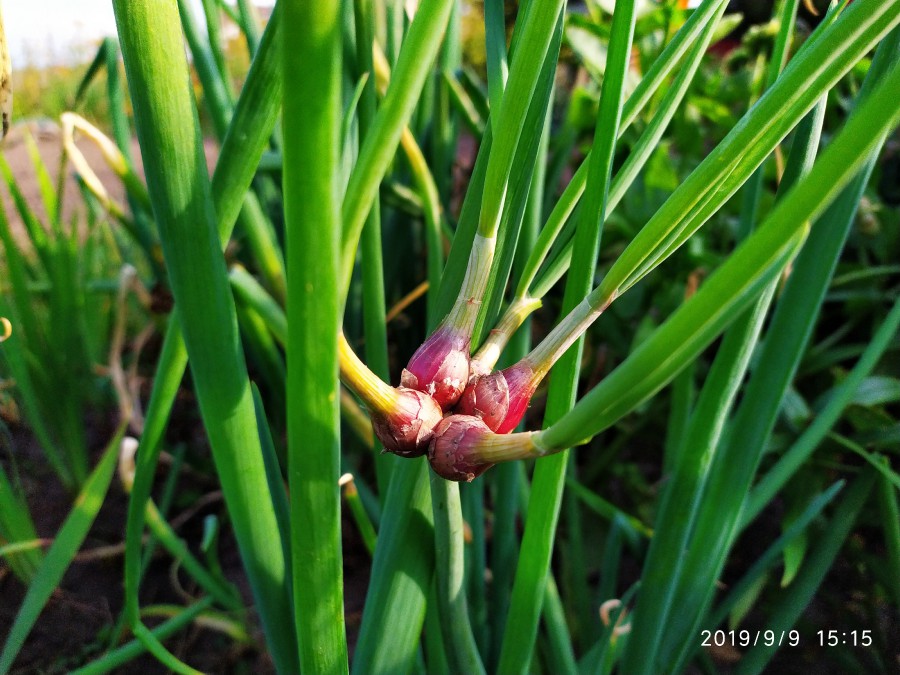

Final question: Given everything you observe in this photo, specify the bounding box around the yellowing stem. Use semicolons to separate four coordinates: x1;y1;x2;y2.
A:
475;429;547;463
62;113;130;176
338;333;399;415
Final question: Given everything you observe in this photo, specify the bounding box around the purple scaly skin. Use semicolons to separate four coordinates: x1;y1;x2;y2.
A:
404;234;497;409
428;414;543;482
339;334;443;457
428;415;495;482
401;324;471;410
371;387;444;458
455;361;538;433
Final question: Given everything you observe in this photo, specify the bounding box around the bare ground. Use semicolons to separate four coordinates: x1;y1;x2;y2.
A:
0;118;218;250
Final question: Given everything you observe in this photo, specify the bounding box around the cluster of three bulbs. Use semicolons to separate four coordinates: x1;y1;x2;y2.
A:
364;324;540;482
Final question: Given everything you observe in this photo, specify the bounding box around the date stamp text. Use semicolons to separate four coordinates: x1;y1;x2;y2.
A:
701;629;800;648
701;628;874;648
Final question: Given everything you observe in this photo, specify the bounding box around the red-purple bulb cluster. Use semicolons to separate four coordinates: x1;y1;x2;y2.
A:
373;327;541;479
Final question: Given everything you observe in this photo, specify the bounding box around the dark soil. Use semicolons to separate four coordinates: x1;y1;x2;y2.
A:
0;119;374;674
0;417;371;674
0;119;218;249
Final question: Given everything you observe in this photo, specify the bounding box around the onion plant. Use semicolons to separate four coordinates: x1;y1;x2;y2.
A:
2;0;899;672
0;128;118;492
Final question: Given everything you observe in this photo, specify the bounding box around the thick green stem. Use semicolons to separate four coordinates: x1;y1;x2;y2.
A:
283;0;348;669
524;296;610;380
340;0;455;297
497;2;637;671
429;479;487;674
112;2;296;671
444;234;497;334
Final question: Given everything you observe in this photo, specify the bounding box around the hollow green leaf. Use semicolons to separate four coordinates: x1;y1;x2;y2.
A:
352;460;434;675
283;0;348;669
521;0;728;300
597;0;900;302
341;0;455;294
112;2;296;670
498;3;637;672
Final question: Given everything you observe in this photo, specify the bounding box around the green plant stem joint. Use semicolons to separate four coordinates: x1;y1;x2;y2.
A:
403;234;497;409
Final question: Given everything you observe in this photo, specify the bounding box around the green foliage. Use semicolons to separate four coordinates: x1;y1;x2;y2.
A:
0;135;122;490
12;62;112;129
1;0;899;673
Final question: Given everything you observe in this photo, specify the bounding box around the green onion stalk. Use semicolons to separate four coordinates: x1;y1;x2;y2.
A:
401;0;566;410
428;44;900;480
